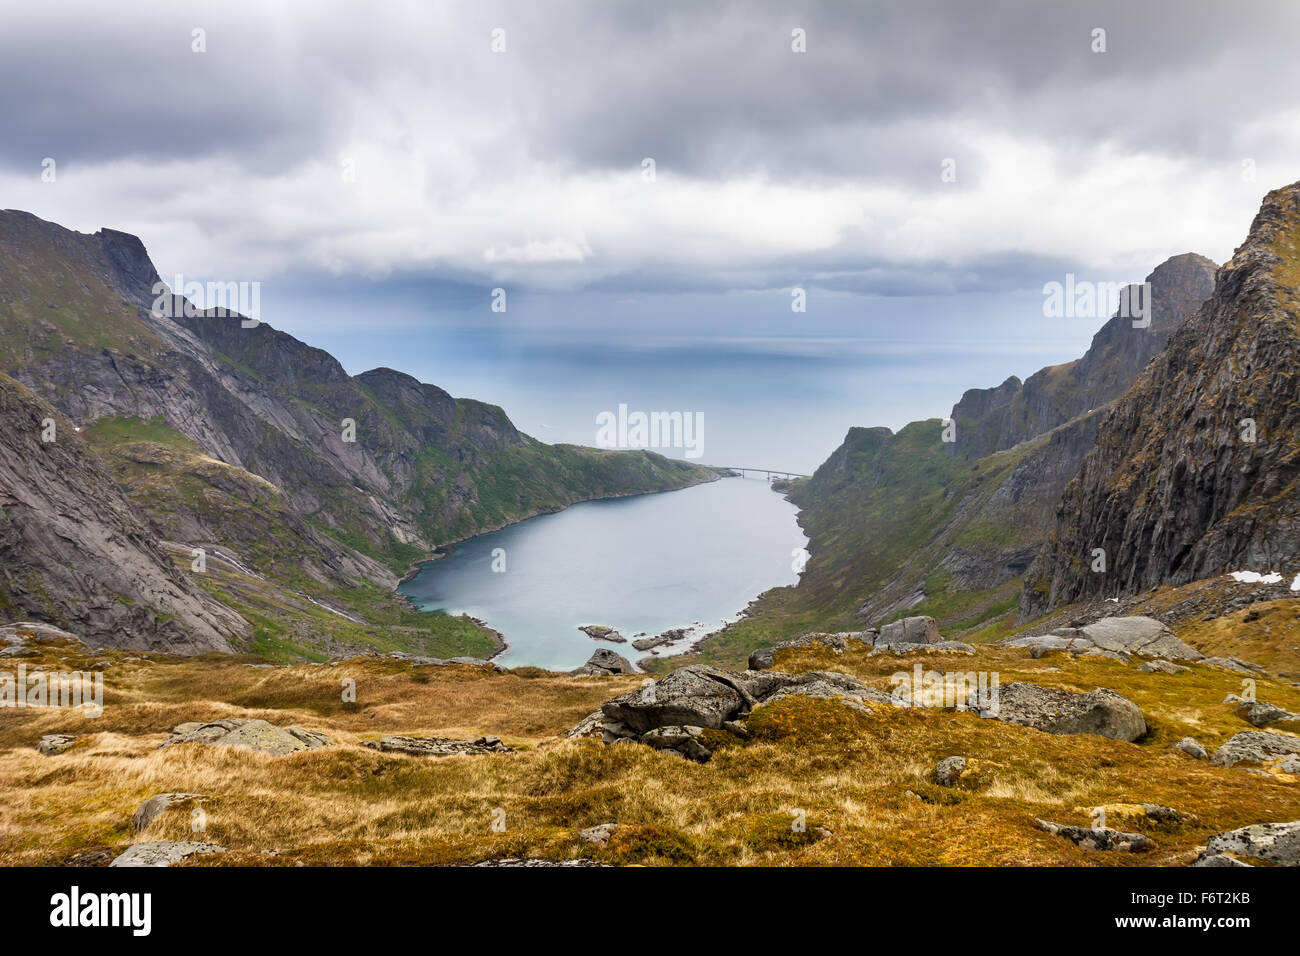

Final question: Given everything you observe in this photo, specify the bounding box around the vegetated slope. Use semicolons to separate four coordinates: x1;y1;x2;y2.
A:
0;374;247;651
675;253;1217;668
0;210;716;655
1023;182;1300;616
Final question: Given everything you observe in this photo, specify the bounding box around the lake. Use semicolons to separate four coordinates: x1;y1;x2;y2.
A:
398;476;807;670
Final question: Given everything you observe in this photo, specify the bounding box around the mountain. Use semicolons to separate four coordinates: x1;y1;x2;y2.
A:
0;373;247;652
0;210;717;656
672;251;1218;668
948;253;1218;460
1023;182;1300;615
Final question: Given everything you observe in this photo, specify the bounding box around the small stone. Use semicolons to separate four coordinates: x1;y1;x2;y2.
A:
37;734;78;756
934;756;967;787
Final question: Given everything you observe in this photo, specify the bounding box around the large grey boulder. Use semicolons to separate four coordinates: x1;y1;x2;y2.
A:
602;666;741;731
131;793;203;832
159;718;332;755
37;734;78;756
109;841;226;867
597;664;893;761
1036;818;1153;852
1234;699;1300;728
1211;730;1300;767
1193;821;1300;867
972;682;1146;742
877;616;942;645
571;648;635;676
364;735;513;756
1077;616;1203;660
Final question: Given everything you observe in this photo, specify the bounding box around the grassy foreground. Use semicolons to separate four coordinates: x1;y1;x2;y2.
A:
3;626;1299;867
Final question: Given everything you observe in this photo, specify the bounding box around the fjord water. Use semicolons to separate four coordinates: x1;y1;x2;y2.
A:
399;477;807;669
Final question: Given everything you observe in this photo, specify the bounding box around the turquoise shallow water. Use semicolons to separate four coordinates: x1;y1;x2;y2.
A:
398;477;807;670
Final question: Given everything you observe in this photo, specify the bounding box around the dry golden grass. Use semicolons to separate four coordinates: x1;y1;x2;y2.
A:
2;635;1300;867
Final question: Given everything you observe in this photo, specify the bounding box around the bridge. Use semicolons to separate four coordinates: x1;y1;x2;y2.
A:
716;466;810;480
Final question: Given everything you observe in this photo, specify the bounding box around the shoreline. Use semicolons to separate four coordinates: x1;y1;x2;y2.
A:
393;470;728;661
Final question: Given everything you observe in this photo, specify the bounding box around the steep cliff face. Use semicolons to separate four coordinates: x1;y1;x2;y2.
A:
949;254;1217;460
0;375;248;651
713;251;1219;655
1023;184;1300;616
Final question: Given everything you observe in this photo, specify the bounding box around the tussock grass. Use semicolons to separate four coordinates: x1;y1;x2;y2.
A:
3;638;1300;866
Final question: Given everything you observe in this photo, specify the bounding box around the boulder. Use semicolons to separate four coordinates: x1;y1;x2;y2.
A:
870;640;975;655
1076;616;1203;660
1192;821;1300;867
972;682;1146;742
565;710;607;738
37;733;78;756
1234;699;1299;728
877;616;942;645
602;665;742;731
579;625;626;644
578;823;620;847
1211;730;1300;767
1202;656;1265;674
363;735;513;756
597;664;894;761
934;756;967;787
131;793;203;832
159;718;332;755
571;648;635;676
1036;818;1153;852
1173;737;1209;760
1137;659;1188;674
109;841;226;867
641;725;712;761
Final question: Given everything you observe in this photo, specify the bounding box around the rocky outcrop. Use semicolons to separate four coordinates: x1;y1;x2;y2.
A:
1211;730;1300;767
109;841;226;867
571;648;635;676
364;735;513;756
950;253;1217;460
131;793;203;832
747;619;970;670
1024;183;1300;617
0;376;248;652
1036;818;1153;852
1231;698;1300;728
579;625;626;643
1193;821;1300;867
37;734;78;756
597;664;892;761
1006;616;1202;661
159;719;332;755
970;682;1146;742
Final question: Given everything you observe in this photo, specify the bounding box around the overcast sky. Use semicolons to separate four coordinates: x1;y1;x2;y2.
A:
2;1;1297;468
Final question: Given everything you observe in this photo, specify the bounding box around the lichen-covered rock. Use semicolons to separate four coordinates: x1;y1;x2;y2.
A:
972;682;1146;742
571;647;635;676
1137;659;1188;674
364;735;513;756
1077;617;1203;660
641;725;712;761
159;718;332;755
131;793;203;832
1211;730;1300;767
1234;699;1299;728
1036;819;1153;852
565;710;607;738
37;733;78;756
109;841;226;867
1192;821;1300;867
934;756;967;786
578;823;620;847
877;616;942;645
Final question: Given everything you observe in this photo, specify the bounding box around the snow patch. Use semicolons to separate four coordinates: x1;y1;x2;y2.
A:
1228;570;1284;585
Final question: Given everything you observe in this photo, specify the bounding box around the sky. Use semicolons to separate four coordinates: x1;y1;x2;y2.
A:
2;1;1297;472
